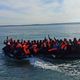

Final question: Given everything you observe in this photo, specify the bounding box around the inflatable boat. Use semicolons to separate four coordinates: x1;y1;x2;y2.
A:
2;37;80;60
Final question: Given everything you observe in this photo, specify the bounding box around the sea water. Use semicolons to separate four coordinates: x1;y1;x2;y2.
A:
0;24;80;80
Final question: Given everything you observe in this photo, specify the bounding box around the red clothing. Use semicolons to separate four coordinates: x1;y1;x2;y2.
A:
61;42;67;50
77;41;80;45
32;44;39;54
16;43;22;48
23;44;30;55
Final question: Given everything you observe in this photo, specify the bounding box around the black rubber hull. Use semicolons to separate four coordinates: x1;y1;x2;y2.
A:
2;47;80;60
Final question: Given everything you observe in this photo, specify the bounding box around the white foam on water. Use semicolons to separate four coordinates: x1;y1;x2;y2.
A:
26;57;80;76
27;57;60;71
58;63;80;76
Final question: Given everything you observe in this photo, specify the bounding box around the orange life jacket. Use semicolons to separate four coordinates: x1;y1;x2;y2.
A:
61;42;67;50
48;41;51;48
32;44;39;54
23;44;30;55
77;41;80;45
16;43;22;48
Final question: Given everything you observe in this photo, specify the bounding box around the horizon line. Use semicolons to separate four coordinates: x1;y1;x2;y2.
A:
0;22;80;27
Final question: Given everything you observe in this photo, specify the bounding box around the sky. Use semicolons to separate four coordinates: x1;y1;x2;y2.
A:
0;0;80;25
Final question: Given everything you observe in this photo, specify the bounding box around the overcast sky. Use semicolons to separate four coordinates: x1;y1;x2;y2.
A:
0;0;80;25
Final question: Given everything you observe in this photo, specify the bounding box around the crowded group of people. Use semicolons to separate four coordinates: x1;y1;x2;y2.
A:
3;36;80;59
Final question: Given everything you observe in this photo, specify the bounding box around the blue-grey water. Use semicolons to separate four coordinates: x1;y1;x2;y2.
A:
0;24;80;80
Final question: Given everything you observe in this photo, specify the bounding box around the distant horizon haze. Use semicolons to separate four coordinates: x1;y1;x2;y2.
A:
0;22;80;26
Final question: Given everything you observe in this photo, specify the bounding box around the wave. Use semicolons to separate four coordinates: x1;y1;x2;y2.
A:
26;57;80;76
27;57;59;71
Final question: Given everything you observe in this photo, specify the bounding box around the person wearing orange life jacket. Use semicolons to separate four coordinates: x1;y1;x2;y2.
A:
61;40;68;50
77;39;80;50
14;42;23;59
47;40;51;48
32;43;39;55
16;43;22;49
40;41;48;55
77;39;80;45
43;41;47;48
22;42;30;56
48;40;57;53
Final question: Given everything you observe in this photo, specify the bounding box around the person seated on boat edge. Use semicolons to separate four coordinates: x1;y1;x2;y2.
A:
48;39;59;54
77;39;80;45
30;40;39;56
14;40;24;59
4;36;9;45
40;40;48;55
68;39;78;52
76;39;80;52
67;39;73;51
9;39;17;55
72;38;79;53
73;38;77;44
61;38;69;51
73;38;78;48
22;41;31;57
3;41;11;54
77;39;80;48
68;39;73;46
4;37;14;52
4;37;12;45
